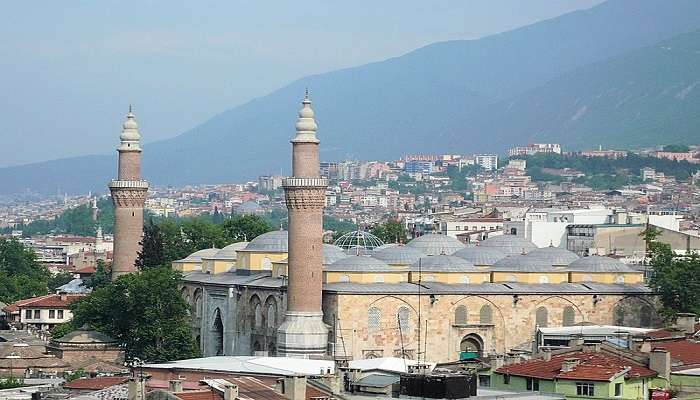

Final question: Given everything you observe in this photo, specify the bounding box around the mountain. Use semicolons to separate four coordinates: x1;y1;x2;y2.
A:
467;29;700;151
2;0;700;194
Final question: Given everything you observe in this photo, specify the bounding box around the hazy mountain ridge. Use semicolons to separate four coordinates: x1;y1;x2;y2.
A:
2;0;700;194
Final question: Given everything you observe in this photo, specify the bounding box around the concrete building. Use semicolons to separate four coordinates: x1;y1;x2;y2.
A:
474;154;498;171
108;108;148;278
508;143;561;157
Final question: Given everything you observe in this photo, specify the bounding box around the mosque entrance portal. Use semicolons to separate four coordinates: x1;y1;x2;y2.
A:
459;333;484;360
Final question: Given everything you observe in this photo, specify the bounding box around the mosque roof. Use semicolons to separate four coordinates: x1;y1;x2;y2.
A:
208;242;248;260
479;235;537;256
374;243;399;251
323;244;349;265
236;201;262;214
491;254;559;272
177;248;219;263
406;234;465;255
526;246;580;266
453;247;507;266
408;255;476;272
372;245;425;265
242;230;288;252
325;256;392;272
567;256;637;272
52;327;117;345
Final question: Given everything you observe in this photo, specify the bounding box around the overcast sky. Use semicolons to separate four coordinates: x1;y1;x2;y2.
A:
0;0;604;167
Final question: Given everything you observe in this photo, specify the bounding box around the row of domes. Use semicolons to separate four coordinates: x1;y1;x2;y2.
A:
178;230;637;274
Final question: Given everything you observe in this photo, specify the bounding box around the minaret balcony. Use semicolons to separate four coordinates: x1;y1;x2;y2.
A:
282;177;328;188
108;180;150;189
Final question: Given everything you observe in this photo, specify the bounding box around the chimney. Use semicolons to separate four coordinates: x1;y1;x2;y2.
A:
649;349;671;379
223;383;239;400
542;349;551;362
60;293;67;301
490;355;505;370
676;313;697;335
560;358;580;373
637;340;652;353
282;376;307;400
128;378;146;400
569;335;585;348
582;343;601;353
168;379;183;393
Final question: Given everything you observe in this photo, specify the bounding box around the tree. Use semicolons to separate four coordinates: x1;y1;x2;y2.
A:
49;271;75;292
71;267;199;362
662;144;690;153
221;214;271;242
0;238;50;303
372;220;408;244
136;221;166;270
85;260;111;290
647;230;700;320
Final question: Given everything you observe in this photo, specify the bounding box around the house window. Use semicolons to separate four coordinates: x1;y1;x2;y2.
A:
614;382;622;397
576;382;595;396
25;310;32;319
526;378;540;391
33;310;40;319
49;310;56;319
503;374;510;385
58;310;64;319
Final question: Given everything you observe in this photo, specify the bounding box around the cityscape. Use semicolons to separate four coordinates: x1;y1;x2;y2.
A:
2;1;700;400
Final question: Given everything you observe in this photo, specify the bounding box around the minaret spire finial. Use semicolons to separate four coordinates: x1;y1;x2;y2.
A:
304;87;309;100
129;104;132;113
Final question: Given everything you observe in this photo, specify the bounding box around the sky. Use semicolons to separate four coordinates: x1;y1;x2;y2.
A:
0;0;604;168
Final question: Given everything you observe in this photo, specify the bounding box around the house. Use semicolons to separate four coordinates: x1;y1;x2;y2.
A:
14;293;83;331
492;347;665;399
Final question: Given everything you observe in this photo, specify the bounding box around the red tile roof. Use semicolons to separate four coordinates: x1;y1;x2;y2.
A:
652;340;700;369
63;376;128;390
16;294;83;309
643;324;700;339
497;352;657;381
75;266;96;274
175;390;221;400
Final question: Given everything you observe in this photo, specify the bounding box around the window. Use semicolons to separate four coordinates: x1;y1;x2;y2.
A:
576;382;595;396
454;305;467;325
57;310;64;319
562;306;575;327
536;307;548;327
479;375;491;387
368;307;381;333
614;275;625;284
339;274;350;283
614;382;622;397
539;275;549;284
266;303;276;330
459;275;470;284
373;275;385;283
254;303;262;329
397;306;411;333
25;310;32;319
34;310;40;319
49;310;56;319
503;375;510;385
526;378;540;391
479;305;493;324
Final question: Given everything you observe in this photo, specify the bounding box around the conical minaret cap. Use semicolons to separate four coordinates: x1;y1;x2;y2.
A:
292;90;319;144
119;107;142;151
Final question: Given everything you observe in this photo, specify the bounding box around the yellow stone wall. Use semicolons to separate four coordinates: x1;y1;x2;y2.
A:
323;291;657;363
569;272;644;284
237;251;288;271
408;271;491;284
324;271;407;284
172;260;202;272
491;271;570;284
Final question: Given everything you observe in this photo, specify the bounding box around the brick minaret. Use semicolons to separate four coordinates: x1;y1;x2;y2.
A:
277;92;329;358
108;107;148;279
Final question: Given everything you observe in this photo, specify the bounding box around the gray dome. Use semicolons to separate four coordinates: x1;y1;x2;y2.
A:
453;247;507;266
210;241;249;260
409;255;476;272
480;235;536;256
179;248;219;262
374;243;399;251
526;246;579;266
323;244;349;264
567;256;636;272
53;327;117;345
373;245;425;265
236;200;262;214
492;254;558;272
406;234;465;255
325;255;392;272
243;230;288;252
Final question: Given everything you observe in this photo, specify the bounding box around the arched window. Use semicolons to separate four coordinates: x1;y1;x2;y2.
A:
505;274;517;283
397;306;411;334
254;303;262;329
640;305;653;328
583;274;593;282
374;275;385;283
459;276;470;284
339;274;350;283
562;306;575;327
194;290;203;318
479;305;493;324
368;307;381;333
536;306;548;327
615;275;625;284
539;275;549;284
266;302;276;330
424;275;436;282
455;305;467;325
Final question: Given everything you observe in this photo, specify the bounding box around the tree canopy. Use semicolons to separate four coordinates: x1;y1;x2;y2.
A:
70;267;199;362
0;238;50;303
372;220;408;244
2;198;114;237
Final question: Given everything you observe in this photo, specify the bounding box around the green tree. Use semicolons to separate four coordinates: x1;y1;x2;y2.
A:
647;230;700;320
372;220;408;244
49;271;75;292
71;267;199;362
64;368;86;382
0;238;50;303
0;378;23;389
85;260;111;290
221;214;271;242
662;144;690;153
136;221;166;270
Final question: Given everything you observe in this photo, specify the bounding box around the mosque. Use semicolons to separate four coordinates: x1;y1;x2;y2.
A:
171;94;658;363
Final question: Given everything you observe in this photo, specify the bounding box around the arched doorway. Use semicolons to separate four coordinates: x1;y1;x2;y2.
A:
460;333;484;360
212;308;224;356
